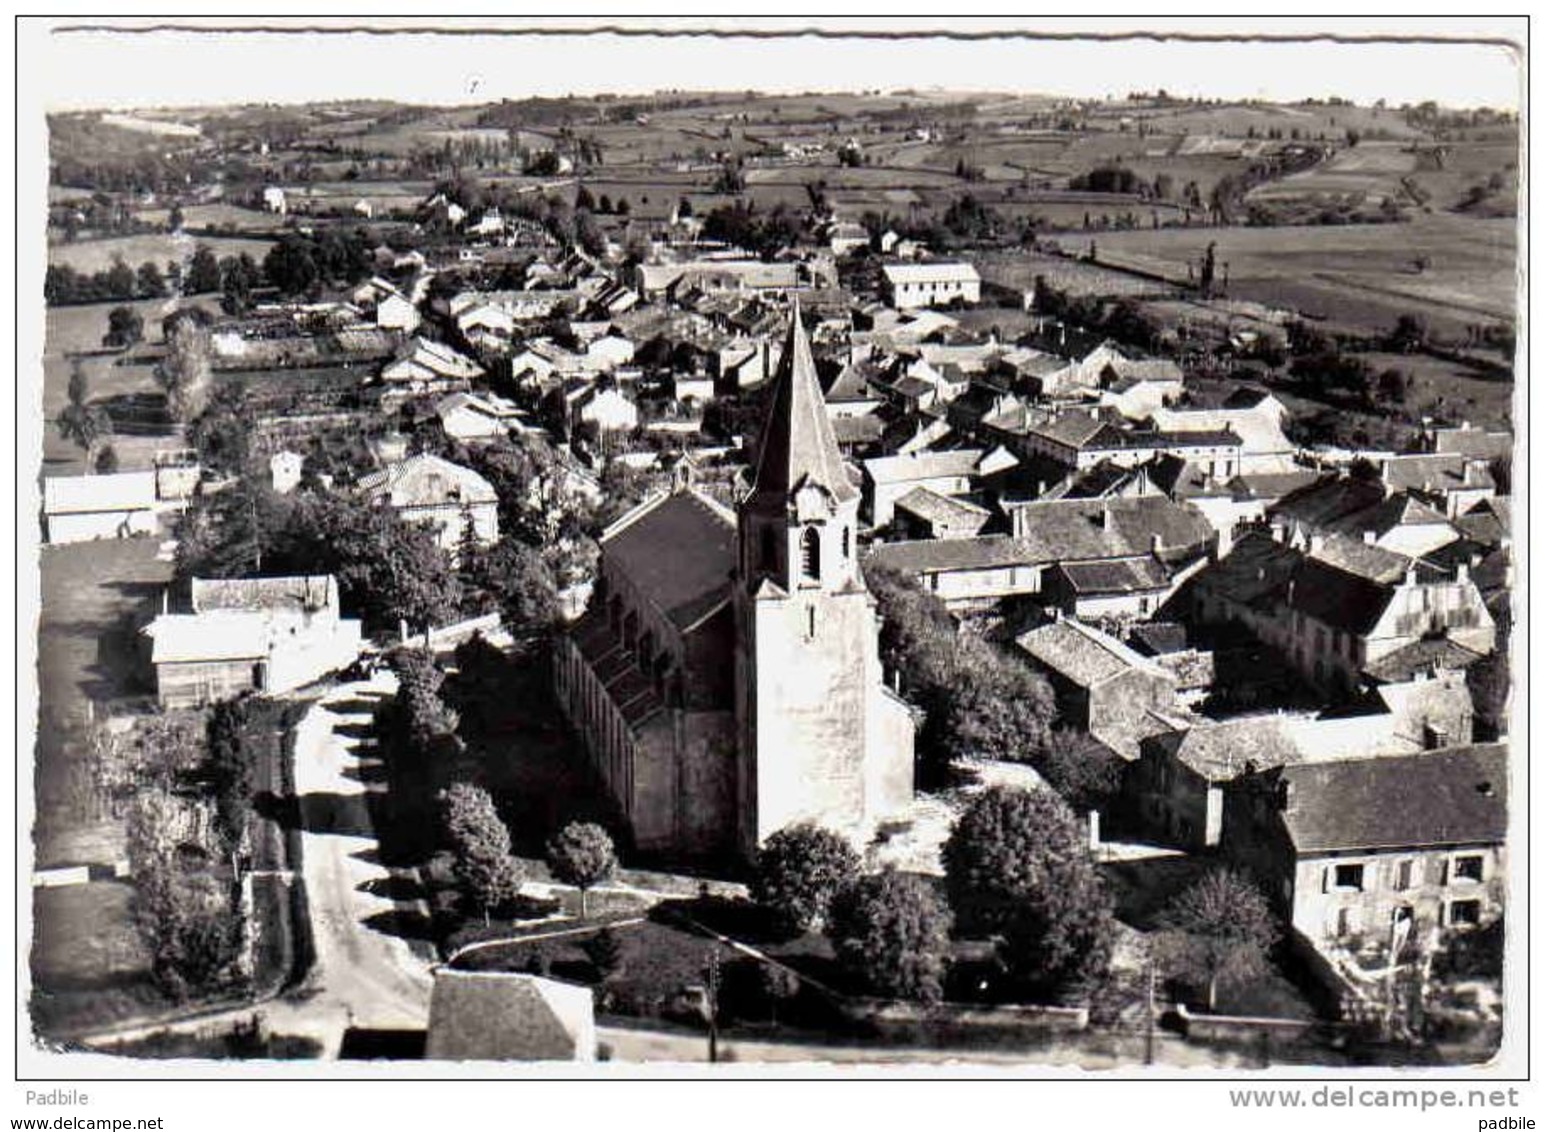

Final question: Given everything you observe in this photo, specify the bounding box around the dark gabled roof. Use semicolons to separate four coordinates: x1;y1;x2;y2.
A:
1270;473;1388;529
1017;616;1168;688
1277;744;1508;854
1229;469;1322;502
1288;558;1394;635
1362;637;1486;684
866;534;1038;574
894;486;991;531
747;303;858;504
1150;715;1303;781
601;489;736;631
1056;556;1170;595
1041;459;1141;501
1010;496;1216;565
1127;621;1190;656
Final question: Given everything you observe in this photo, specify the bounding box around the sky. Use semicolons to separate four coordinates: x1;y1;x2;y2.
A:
25;17;1525;113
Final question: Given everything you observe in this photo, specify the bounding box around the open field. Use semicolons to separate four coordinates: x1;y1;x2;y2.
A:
30;881;163;1039
1084;213;1515;338
47;233;276;274
141;202;292;234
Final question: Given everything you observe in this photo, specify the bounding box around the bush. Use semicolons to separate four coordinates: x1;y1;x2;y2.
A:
828;870;952;1004
749;823;861;935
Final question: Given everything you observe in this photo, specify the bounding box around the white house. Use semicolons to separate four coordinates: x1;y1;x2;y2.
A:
435;391;535;443
262;186;287;214
42;472;161;544
356;454;499;553
881;262;982;309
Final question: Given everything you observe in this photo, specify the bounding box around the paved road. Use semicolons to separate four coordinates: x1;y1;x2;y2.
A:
284;672;435;1044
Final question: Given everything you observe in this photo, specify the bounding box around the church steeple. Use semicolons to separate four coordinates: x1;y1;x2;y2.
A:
738;301;862;593
747;300;858;506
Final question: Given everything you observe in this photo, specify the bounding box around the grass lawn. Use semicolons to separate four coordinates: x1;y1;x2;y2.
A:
47;233;276;275
29;882;164;1040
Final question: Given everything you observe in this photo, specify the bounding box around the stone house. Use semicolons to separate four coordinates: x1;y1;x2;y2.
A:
1015;615;1178;758
141;575;363;708
356;454;499;554
1222;744;1507;955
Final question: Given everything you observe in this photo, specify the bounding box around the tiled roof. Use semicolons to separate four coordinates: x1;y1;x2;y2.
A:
1276;744;1507;853
894;486;991;530
1016;616;1167;688
356;454;497;508
1056;556;1170;595
882;261;980;284
1151;715;1304;781
601;489;736;631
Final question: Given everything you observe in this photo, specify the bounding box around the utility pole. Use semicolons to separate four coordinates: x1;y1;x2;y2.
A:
703;947;721;1065
1144;960;1157;1066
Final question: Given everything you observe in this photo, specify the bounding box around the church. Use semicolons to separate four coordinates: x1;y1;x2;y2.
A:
553;305;916;861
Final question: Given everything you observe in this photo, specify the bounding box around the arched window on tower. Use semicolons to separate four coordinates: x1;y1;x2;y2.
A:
799;526;821;583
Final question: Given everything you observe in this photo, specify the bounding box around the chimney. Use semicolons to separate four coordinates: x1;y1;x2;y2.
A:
1363;530;1377;545
1151;533;1165;553
1456;562;1470;584
1307;533;1325;557
1101;507;1114;531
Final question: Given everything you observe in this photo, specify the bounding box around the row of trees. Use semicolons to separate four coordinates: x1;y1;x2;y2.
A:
44;258;172;306
438;780;619;923
864;562;1055;781
750;797;1278;1011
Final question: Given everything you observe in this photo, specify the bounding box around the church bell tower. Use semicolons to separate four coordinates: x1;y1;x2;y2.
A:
733;302;911;855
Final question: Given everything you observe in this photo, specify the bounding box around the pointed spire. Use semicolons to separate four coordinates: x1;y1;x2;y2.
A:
747;300;857;504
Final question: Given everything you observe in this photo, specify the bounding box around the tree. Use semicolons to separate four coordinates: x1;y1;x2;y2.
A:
185;244;222;294
206;698;257;850
56;360;112;470
545;821;617;918
1036;727;1123;814
168;203;185;232
1153;868;1279;1012
104;256;137;300
137;260;167;298
943;635;1056;763
464;536;560;639
263;235;319;296
583;926;625;980
758;962;801;1024
220;253;258;315
155;309;213;422
104;304;144;349
750;823;861;935
1388;312;1429;354
942;785;1117;997
94;444;119;474
827;870;952;1004
575;185;596;212
440;782;522;923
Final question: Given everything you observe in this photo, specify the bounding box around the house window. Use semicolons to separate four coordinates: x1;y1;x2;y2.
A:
1333;863;1365;892
1446;899;1482;928
1394;859;1414;891
799;526;821;582
1450;854;1485;884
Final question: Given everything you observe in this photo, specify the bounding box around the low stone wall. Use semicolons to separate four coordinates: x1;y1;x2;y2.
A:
1172;1003;1321;1043
840;995;1089;1039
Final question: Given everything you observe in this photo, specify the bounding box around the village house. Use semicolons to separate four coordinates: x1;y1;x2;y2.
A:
1128;667;1477;852
1268;473;1462;559
1420;420;1511;462
1222;744;1507;959
862;446;1018;529
1015;615;1179;758
356;453;499;553
1149;389;1298;474
1377;453;1497;519
880;262;981;309
434;391;536;444
1188;527;1496;697
41;472;161;545
635;258;800;302
553;306;914;860
868;494;1215;614
261;186;287;214
141;575;363;708
378;337;485;402
892;487;993;541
